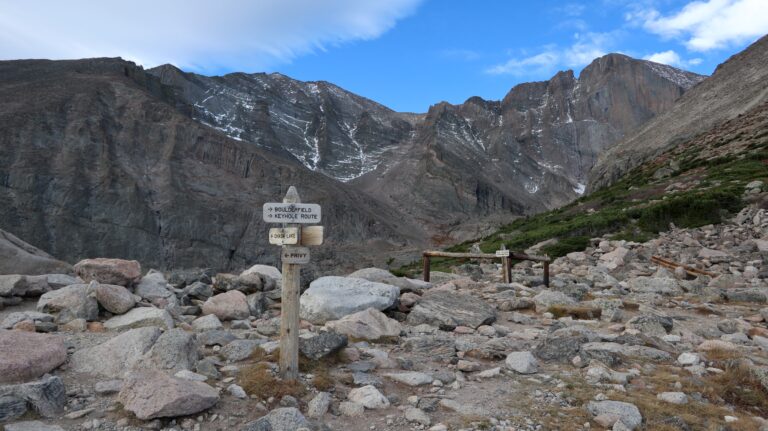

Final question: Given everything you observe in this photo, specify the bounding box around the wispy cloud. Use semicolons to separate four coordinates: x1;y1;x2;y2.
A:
633;0;768;52
486;32;615;76
0;0;423;72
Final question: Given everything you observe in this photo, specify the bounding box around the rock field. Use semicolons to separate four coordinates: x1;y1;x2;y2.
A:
0;202;767;430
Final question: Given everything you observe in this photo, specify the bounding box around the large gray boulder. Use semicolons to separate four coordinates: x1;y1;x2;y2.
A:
300;276;400;324
0;229;72;276
135;270;174;302
406;292;496;330
0;330;67;384
70;327;162;378
326;308;402;340
74;258;141;286
533;290;576;312
136;328;198;372
118;369;219;419
104;307;174;331
36;284;98;323
299;331;348;360
94;283;136;314
0;275;51;297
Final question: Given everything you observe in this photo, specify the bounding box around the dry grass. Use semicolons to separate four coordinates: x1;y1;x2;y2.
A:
238;363;305;400
547;305;602;320
310;365;335;391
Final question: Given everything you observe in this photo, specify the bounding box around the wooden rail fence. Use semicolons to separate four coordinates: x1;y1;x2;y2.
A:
422;249;550;286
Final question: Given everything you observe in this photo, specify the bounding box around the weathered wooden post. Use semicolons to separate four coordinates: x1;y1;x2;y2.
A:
496;246;511;283
423;253;431;282
263;186;323;380
543;261;550;288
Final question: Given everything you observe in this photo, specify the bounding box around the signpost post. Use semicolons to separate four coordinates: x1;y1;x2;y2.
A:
495;245;511;283
263;187;323;380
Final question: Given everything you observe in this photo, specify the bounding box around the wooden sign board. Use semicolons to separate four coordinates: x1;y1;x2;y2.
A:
301;226;324;246
263;203;321;224
282;246;310;264
269;227;299;245
495;249;510;257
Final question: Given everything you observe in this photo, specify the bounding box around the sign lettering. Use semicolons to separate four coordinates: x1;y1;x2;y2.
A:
269;227;299;245
281;246;310;264
263;203;321;224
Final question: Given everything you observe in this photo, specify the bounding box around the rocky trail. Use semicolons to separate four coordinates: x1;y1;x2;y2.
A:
1;189;767;431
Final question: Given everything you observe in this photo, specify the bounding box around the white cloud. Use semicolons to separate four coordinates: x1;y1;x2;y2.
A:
486;32;612;76
643;50;683;66
640;0;768;51
0;0;422;72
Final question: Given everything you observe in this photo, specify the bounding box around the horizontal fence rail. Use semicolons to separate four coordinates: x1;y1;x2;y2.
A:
422;250;550;286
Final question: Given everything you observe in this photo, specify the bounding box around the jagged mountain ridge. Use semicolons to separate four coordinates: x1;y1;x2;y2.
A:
148;65;421;182
353;54;705;239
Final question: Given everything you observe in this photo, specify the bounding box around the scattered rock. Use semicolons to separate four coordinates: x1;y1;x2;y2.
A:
118;369;219;419
307;391;331;418
325;308;402;340
348;385;390;409
94;283;136;314
406;291;496;330
202;290;250;321
587;400;642;430
37;284;98;323
384;372;433;386
70;327;162;377
299;331;348;360
505;351;538;374
74;258;141;286
103;307;174;330
0;330;67;384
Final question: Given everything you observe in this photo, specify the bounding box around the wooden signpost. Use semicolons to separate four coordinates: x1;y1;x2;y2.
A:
263;187;323;380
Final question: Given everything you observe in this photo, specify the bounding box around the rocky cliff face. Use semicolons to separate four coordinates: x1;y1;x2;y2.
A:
0;59;426;273
589;35;768;191
354;54;704;238
0;53;705;270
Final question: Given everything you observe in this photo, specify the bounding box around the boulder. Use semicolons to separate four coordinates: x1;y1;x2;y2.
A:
242;407;311;431
70;327;162;377
299;331;348;360
241;264;282;285
307;391;332;418
104;307;174;331
347;267;396;282
36;284;98;323
505;351;538;374
325;308;402;340
0;228;72;276
0;330;66;384
137;328;198;372
599;247;629;270
192;314;224;331
534;327;597;362
587;400;642;430
626;314;673;336
0;374;66;418
202;290;250;321
300;276;400;324
135;270;173;302
118;369;219;419
406;292;496;330
94;283;136;314
533;290;576;312
348;385;390;409
628;277;682;296
383;372;433;386
221;339;266;362
0;275;50;297
74;258;141;286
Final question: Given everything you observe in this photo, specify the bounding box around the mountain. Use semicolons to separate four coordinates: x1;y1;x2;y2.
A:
148;65;422;182
589;34;768;191
354;54;705;239
0;53;705;271
0;58;426;274
149;55;704;242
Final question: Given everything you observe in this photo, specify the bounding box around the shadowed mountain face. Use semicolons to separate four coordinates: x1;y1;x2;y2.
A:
589;35;768;191
0;59;426;274
0;53;705;270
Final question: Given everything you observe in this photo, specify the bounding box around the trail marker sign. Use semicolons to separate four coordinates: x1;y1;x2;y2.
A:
282;246;310;264
269;227;299;245
495;249;510;257
263;186;323;380
263;203;321;224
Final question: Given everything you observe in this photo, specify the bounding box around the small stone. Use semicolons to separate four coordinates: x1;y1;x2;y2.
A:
405;407;431;426
227;384;247;399
339;401;364;417
657;392;688;405
677;352;700;366
348;385;389;409
307;392;331;418
383;372;433;386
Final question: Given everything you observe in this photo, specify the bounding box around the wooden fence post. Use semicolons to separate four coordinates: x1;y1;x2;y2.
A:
423;253;431;282
543;261;550;288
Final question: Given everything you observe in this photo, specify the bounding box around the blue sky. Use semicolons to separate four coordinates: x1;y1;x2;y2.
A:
2;0;767;112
